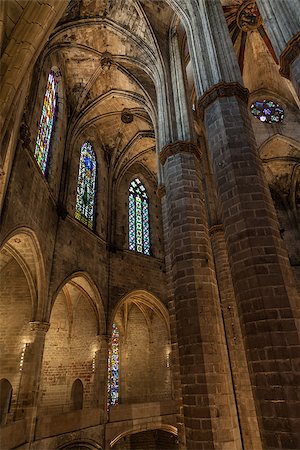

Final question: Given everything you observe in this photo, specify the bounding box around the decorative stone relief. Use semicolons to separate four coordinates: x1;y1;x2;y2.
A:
237;0;262;32
121;108;133;124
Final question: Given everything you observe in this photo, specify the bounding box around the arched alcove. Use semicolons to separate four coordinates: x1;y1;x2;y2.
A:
0;229;43;419
56;439;102;450
108;291;172;405
71;379;84;410
0;379;13;424
259;135;300;290
111;429;178;450
40;274;101;414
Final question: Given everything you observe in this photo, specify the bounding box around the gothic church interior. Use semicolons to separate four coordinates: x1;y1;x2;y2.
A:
0;1;300;449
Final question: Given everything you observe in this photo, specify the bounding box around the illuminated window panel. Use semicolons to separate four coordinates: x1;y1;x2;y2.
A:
250;100;284;124
107;323;119;406
75;142;96;229
128;178;150;255
34;71;58;174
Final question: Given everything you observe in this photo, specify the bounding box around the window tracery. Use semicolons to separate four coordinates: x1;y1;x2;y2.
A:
34;70;58;174
75;142;96;229
250;100;284;124
128;178;150;255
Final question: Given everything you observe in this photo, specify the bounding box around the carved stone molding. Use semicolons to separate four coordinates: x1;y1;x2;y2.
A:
157;185;166;199
100;51;113;70
237;0;262;32
121;108;133;124
280;32;300;78
209;224;224;236
197;82;249;120
29;321;50;334
159;141;200;166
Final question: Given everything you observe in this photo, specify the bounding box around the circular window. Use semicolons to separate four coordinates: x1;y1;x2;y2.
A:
250;100;284;124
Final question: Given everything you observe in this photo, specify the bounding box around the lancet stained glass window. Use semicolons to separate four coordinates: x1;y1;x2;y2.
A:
250;100;284;124
34;71;58;174
75;142;96;229
128;178;150;255
107;323;119;406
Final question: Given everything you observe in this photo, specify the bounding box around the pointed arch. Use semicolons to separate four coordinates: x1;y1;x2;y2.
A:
0;227;46;320
110;290;170;338
34;69;59;174
110;424;178;448
75;142;97;229
128;178;150;255
71;378;84;410
0;379;13;425
258;134;300;159
51;271;106;335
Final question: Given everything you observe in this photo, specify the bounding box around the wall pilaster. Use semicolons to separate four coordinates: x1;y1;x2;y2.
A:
92;334;109;414
17;321;49;443
209;225;263;450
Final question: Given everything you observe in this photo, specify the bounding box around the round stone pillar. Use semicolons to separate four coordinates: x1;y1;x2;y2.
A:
160;141;241;450
159;186;187;450
209;224;263;450
199;83;300;449
92;334;109;413
256;0;300;97
17;321;49;442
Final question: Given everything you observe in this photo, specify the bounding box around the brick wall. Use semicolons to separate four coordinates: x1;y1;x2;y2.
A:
40;287;98;414
116;303;171;404
0;255;32;420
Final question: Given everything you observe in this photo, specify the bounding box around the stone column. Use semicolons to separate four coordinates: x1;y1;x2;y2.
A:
159;186;187;450
17;321;49;442
188;1;300;446
209;225;263;450
92;334;109;414
256;0;300;97
198;82;300;449
160;141;241;450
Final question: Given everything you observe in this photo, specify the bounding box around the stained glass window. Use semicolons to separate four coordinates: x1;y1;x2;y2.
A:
107;323;119;406
34;71;58;174
128;178;150;255
75;142;96;229
250;100;284;124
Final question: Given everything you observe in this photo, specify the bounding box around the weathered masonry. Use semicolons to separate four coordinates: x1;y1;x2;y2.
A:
0;1;300;449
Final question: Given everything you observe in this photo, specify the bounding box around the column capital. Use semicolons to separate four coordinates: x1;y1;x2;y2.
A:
197;82;249;120
159;141;200;166
94;334;109;351
97;334;110;343
29;321;50;334
280;32;300;78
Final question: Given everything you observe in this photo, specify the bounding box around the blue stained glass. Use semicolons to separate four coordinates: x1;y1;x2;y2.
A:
250;100;284;124
128;178;150;255
75;142;96;229
34;71;57;174
108;323;119;406
84;156;93;170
